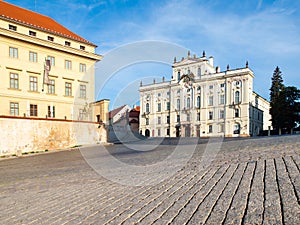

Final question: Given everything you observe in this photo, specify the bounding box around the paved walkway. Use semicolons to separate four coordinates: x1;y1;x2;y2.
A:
0;135;299;224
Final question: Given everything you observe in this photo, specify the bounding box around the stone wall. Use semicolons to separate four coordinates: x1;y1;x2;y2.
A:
0;116;107;156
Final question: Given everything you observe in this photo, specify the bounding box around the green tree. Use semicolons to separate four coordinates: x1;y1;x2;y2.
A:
283;86;300;132
269;66;285;134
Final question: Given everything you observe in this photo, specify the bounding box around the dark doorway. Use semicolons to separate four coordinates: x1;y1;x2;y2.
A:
145;129;150;137
176;126;180;137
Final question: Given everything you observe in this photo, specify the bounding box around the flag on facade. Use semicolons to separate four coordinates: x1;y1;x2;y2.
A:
43;59;51;85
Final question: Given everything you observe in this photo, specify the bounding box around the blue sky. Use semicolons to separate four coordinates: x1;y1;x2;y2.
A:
7;0;300;109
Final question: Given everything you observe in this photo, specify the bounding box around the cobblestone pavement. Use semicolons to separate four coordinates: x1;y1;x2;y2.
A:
0;135;300;224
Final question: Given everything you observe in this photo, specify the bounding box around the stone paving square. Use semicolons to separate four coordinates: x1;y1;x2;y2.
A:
0;135;300;224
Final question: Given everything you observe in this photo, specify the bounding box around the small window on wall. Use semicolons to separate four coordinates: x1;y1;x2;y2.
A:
235;91;240;104
47;36;54;41
208;125;213;133
48;106;55;118
29;51;38;62
197;96;201;108
29;30;36;36
187;97;191;109
30;104;38;116
235;108;240;117
47;56;55;66
80;85;86;98
79;63;86;72
9;47;18;58
157;103;161;112
65;60;72;70
47;80;55;94
10;102;19;116
80;45;85;50
177;71;181;82
146;118;149;125
10;73;19;89
65;82;72;96
65;41;71;46
9;24;17;31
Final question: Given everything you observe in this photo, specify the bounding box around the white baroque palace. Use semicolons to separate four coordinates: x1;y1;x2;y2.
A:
139;51;271;138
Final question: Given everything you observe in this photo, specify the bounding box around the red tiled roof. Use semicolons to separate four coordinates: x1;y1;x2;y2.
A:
0;1;93;45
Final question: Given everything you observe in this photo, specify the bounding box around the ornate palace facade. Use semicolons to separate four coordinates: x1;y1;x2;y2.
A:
139;52;271;137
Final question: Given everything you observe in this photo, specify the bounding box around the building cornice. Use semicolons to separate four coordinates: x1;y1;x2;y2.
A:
0;27;103;61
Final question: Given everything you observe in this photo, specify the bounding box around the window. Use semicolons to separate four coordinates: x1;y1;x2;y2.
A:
10;73;19;89
177;99;180;110
220;83;225;88
30;104;38;117
79;63;86;72
166;102;170;111
208;96;214;106
197;67;201;77
65;82;72;96
177;71;181;81
167;128;170;136
47;56;55;66
188;69;190;75
48;36;54;41
187;114;190;121
157;129;161;137
9;47;18;58
65;60;72;70
146;103;150;113
209;85;213;90
47;80;55;94
79;109;85;120
29;30;36;36
157;103;161;112
167;116;170;123
235;108;240;117
158;117;161;124
209;111;213;120
157;93;161;97
65;41;71;46
10;102;19;116
197;96;201;108
234;123;240;134
80;85;86;98
177;115;180;122
209;125;213;133
220;110;225;119
197;112;200;121
29;51;38;62
219;94;225;105
29;76;38;92
235;91;240;104
146;118;149;125
187;97;191;109
80;45;85;50
9;24;17;31
48;106;55;118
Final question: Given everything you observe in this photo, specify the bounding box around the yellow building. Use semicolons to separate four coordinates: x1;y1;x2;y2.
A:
0;1;103;121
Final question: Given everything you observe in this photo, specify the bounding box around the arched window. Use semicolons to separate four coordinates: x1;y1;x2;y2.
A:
233;123;240;134
187;97;191;109
197;96;201;108
177;71;181;82
235;91;240;104
177;99;180;110
146;103;150;113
